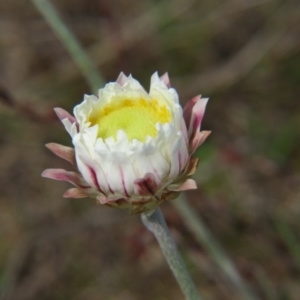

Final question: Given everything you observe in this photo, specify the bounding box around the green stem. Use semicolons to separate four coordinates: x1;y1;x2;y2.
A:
172;195;258;300
31;0;104;93
141;208;202;300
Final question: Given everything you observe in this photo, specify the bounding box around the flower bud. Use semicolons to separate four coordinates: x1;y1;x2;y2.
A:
42;72;210;214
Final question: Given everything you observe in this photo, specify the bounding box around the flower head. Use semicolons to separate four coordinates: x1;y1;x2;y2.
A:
42;73;210;214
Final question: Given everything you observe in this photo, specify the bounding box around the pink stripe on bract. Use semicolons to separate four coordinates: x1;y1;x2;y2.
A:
41;168;89;188
183;95;201;129
181;119;189;144
144;173;158;193
134;179;152;196
88;166;106;195
178;152;182;172
187;97;208;142
134;173;158;196
119;167;129;197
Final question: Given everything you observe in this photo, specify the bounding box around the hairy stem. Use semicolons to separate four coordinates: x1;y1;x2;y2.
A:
141;208;202;300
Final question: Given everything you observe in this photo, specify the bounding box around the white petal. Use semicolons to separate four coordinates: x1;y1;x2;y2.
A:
126;74;147;91
62;119;78;137
130;146;170;187
168;133;189;180
150;72;161;85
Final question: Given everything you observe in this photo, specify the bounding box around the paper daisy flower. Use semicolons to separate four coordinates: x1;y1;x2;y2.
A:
42;72;210;213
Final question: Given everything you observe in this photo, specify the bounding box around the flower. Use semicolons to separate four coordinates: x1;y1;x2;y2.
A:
42;72;210;214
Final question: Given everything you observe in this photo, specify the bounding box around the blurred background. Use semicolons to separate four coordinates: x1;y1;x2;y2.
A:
0;0;300;299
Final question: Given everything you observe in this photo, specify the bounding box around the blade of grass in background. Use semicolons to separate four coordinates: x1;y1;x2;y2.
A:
31;0;104;94
173;195;259;300
274;219;300;273
253;265;279;300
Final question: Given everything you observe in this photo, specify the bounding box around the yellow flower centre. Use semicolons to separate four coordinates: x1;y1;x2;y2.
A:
89;97;171;142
